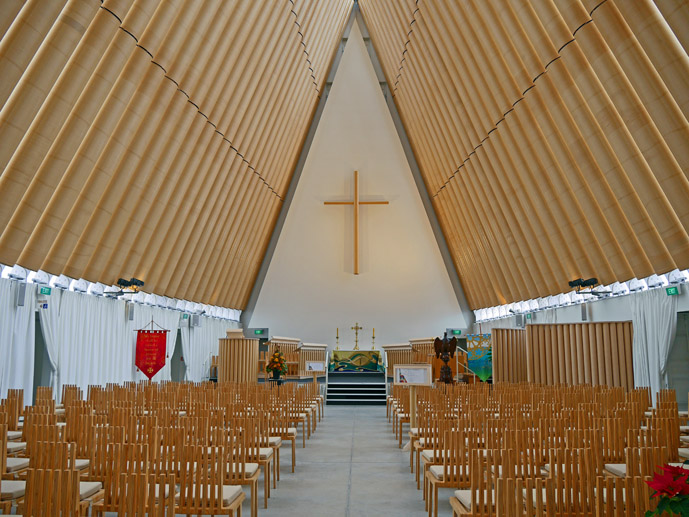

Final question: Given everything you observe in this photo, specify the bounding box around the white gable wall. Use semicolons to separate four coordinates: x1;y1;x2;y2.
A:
249;20;465;348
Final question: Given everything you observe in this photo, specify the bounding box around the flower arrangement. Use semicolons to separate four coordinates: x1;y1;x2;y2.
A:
266;348;287;376
645;462;689;516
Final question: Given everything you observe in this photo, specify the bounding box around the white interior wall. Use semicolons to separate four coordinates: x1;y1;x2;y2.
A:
248;20;465;348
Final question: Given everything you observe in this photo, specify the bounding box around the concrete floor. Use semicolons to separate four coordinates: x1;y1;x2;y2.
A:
68;406;455;516
240;405;454;517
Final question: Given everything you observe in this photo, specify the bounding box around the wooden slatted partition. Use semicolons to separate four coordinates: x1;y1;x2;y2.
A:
299;343;328;377
525;323;634;390
218;330;258;383
381;344;413;378
268;337;301;377
492;328;527;383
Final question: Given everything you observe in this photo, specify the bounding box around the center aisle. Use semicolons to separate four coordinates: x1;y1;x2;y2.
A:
259;405;453;517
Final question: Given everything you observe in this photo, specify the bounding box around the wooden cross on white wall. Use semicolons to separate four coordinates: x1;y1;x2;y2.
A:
324;170;389;275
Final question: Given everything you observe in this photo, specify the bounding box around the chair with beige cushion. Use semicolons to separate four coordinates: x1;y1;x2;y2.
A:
449;448;508;516
595;475;659;516
1;423;29;480
22;468;86;516
175;445;245;516
426;429;474;517
241;416;273;509
0;423;26;513
214;426;259;517
117;472;176;517
92;442;150;517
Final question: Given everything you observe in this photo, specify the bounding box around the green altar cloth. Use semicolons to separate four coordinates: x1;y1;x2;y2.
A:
329;350;384;372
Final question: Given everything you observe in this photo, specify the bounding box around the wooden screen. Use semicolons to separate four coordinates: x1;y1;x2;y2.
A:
268;339;300;377
384;349;414;377
218;337;259;384
299;349;327;377
525;322;634;390
493;328;527;383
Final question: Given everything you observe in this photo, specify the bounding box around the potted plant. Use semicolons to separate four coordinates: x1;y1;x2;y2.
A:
266;348;287;380
645;462;689;516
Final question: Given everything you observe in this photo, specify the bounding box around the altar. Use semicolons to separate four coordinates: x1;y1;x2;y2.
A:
329;350;384;372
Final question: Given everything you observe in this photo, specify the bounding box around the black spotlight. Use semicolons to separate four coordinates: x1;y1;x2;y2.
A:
117;278;131;288
129;278;144;288
568;278;584;289
582;278;598;288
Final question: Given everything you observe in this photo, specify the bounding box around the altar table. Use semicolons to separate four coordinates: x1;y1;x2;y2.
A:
329;350;384;372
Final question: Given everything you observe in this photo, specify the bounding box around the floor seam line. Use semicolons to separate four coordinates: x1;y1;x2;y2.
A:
345;410;356;517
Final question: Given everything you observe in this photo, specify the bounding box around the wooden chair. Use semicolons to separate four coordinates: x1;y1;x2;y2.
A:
426;429;474;517
175;445;245;516
240;416;273;508
604;446;670;478
0;423;26;513
22;468;84;516
92;441;151;516
1;422;29;479
542;448;595;515
117;472;176;517
214;426;259;517
31;440;103;514
595;476;657;516
497;477;552;517
449;448;508;516
271;405;297;473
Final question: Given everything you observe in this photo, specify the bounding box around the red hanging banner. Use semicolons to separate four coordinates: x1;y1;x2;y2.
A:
135;329;167;379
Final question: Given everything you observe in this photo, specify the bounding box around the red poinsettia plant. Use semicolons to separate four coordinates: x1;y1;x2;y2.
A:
645;462;689;516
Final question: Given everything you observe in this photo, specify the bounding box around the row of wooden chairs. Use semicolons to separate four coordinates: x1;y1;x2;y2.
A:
1;380;325;515
387;383;688;516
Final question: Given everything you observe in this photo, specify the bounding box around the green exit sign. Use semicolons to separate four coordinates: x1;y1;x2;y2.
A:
526;313;532;320
182;314;189;320
39;287;51;296
666;286;680;296
254;329;264;335
452;329;461;335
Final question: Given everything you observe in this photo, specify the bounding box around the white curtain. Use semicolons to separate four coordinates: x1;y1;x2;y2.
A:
1;280;239;398
630;288;677;400
0;279;37;400
129;305;181;382
57;291;131;398
540;309;557;324
181;316;236;382
37;288;63;395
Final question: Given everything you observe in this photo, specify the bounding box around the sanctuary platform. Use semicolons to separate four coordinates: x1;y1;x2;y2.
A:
326;371;386;405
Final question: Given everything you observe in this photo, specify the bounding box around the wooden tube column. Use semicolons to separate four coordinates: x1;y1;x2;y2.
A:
218;329;259;384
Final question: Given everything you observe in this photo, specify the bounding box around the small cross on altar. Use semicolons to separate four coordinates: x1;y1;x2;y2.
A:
324;170;389;275
351;322;363;350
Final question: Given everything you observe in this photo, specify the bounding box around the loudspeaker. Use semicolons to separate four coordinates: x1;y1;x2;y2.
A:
14;282;26;307
191;314;200;327
581;303;588;321
126;302;135;321
515;314;525;328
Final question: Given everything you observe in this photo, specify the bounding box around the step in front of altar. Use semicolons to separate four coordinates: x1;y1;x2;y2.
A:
326;371;386;405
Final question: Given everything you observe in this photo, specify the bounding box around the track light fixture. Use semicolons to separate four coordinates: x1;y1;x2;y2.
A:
568;277;611;297
581;277;598;288
117;277;144;291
